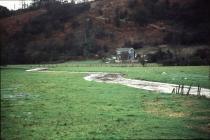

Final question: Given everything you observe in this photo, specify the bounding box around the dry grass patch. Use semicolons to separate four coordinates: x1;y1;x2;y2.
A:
143;100;188;118
186;124;210;134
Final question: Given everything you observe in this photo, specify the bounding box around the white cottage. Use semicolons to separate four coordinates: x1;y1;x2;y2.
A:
116;48;135;61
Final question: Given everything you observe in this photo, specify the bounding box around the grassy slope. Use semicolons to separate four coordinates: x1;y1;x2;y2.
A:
1;67;210;139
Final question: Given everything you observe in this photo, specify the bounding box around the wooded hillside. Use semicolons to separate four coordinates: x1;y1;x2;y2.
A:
0;0;209;65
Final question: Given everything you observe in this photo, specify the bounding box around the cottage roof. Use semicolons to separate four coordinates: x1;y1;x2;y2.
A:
116;48;134;52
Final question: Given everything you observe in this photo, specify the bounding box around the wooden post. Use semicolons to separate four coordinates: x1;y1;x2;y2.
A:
199;86;201;96
172;88;175;94
197;85;201;96
186;85;191;96
181;84;184;95
176;86;178;94
177;85;181;94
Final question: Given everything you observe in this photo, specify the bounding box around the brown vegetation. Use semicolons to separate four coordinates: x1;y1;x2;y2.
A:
0;0;209;64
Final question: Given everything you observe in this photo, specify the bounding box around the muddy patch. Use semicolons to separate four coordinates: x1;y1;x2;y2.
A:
95;73;124;81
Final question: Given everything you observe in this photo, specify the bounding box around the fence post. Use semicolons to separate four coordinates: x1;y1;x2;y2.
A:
197;85;201;96
181;84;184;95
199;86;201;96
177;85;180;94
186;85;191;96
172;88;175;94
176;86;178;94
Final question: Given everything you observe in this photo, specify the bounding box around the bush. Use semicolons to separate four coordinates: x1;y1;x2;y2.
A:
187;57;205;66
193;48;210;65
147;49;173;63
114;8;121;27
0;6;11;18
134;8;150;26
128;0;138;9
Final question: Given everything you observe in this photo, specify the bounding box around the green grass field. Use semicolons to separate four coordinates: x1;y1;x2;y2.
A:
51;65;210;88
1;64;210;139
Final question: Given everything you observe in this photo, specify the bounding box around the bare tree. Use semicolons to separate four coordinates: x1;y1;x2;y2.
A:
71;0;75;4
21;0;26;9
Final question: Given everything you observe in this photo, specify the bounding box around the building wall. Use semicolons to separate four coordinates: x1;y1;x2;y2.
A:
116;48;135;60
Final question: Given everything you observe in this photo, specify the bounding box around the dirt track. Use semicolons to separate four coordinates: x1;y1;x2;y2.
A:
84;73;210;98
26;68;210;98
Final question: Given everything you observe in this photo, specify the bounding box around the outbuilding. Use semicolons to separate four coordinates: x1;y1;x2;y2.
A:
116;48;135;61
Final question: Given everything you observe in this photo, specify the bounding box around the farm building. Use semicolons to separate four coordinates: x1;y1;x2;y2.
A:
116;48;136;61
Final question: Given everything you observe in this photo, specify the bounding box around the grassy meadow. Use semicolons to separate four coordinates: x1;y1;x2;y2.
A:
1;63;210;139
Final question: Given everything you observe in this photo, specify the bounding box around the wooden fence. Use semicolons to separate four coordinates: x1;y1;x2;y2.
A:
172;84;202;96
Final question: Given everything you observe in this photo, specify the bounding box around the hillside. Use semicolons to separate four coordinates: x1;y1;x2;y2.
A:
0;0;209;65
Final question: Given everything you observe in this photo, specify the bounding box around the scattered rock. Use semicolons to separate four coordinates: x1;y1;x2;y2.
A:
161;72;167;75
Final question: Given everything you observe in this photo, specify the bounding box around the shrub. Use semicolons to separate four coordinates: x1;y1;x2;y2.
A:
134;8;150;26
0;6;11;18
128;0;138;9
